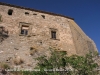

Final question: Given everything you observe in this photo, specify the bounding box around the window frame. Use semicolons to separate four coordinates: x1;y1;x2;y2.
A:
50;28;59;40
51;30;56;39
20;25;29;35
19;22;31;36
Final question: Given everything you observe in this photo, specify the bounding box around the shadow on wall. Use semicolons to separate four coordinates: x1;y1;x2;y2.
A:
0;26;9;43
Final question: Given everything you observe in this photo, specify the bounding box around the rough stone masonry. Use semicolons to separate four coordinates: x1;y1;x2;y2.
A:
0;2;98;69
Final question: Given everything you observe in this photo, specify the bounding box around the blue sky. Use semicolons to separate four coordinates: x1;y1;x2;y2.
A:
0;0;100;53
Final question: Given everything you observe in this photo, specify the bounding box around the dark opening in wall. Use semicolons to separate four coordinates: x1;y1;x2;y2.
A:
30;47;34;50
33;13;37;15
6;60;8;61
21;25;29;35
8;9;13;15
50;28;59;40
25;12;29;15
51;31;56;39
41;15;45;19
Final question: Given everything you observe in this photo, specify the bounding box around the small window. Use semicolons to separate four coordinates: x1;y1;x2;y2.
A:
41;15;45;19
50;28;59;40
33;13;37;15
8;9;13;15
25;12;29;15
21;25;29;35
51;31;56;39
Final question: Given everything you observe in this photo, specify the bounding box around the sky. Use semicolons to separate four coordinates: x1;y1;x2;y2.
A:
0;0;100;53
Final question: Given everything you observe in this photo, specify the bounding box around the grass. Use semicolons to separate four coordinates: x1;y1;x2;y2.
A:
0;62;10;69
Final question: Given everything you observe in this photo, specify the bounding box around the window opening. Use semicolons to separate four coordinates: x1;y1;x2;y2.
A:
25;12;29;15
8;9;13;15
51;31;56;39
33;13;37;15
41;15;45;19
21;25;29;35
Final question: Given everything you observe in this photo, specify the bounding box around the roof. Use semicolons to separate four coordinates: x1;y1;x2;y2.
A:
0;2;74;20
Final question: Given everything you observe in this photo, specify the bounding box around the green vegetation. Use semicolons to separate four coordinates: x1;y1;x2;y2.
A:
0;48;98;75
0;63;10;69
22;48;99;75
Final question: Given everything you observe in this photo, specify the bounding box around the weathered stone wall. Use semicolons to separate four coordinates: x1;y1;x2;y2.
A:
0;3;98;68
68;19;98;55
0;4;76;68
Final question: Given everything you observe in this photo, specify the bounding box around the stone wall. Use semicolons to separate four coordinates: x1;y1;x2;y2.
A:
0;4;76;68
68;19;98;55
0;3;98;68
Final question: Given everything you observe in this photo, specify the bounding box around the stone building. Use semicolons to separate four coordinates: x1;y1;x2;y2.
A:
0;2;98;68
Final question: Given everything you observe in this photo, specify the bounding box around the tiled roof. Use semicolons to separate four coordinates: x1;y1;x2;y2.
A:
0;2;74;20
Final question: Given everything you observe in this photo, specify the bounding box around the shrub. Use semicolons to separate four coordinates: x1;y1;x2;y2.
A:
0;63;10;69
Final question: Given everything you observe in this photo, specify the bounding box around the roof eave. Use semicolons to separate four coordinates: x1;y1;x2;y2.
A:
0;2;74;20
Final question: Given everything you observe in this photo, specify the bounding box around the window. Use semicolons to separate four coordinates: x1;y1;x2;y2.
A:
51;31;56;39
33;13;37;15
8;9;13;15
19;22;31;36
20;25;29;35
41;15;45;19
50;28;59;40
25;12;29;15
